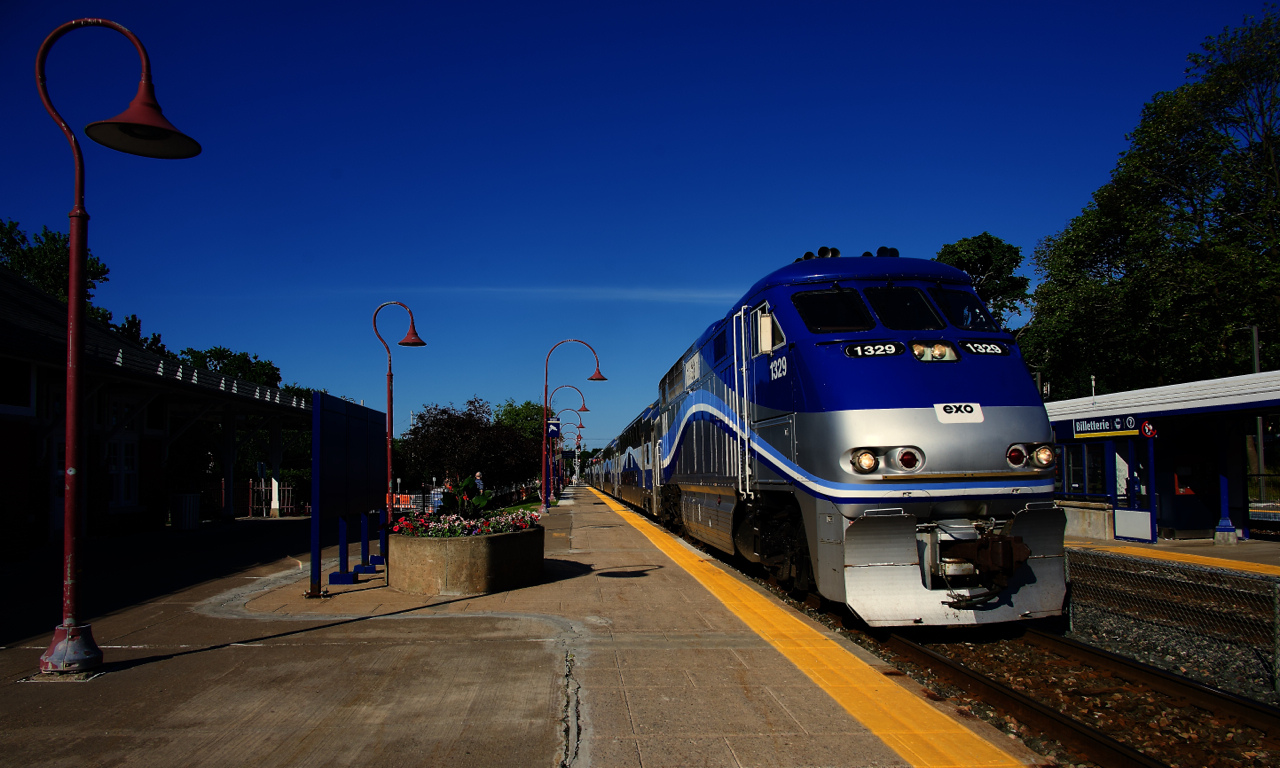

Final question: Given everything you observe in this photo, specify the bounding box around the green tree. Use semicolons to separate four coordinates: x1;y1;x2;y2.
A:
494;398;546;443
177;346;283;388
934;232;1030;328
401;397;540;492
1021;8;1280;400
113;313;175;358
1;218;113;324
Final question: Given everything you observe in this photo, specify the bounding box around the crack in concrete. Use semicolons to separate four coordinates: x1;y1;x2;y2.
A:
559;648;584;767
196;557;598;766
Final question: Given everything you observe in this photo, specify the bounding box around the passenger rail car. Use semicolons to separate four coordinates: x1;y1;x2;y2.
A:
587;249;1065;627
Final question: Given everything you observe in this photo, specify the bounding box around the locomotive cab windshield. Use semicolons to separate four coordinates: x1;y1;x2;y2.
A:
863;286;946;330
928;287;1001;332
790;288;875;333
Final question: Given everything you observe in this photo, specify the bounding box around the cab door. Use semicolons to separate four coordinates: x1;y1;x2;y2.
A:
748;303;795;417
748;303;796;483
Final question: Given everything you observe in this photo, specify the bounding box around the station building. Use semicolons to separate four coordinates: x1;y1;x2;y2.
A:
1046;372;1280;543
0;264;311;544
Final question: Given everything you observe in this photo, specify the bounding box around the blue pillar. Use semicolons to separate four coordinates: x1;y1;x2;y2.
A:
1147;438;1159;541
354;512;377;574
372;505;387;566
1104;439;1117;509
1215;473;1238;545
330;515;358;584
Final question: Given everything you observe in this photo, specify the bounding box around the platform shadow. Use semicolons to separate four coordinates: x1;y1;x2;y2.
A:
537;558;596;584
595;565;663;578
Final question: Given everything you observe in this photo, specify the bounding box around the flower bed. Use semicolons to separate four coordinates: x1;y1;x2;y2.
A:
388;509;544;595
392;508;540;538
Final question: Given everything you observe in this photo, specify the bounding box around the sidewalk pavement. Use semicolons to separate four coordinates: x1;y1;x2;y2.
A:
1;488;1039;768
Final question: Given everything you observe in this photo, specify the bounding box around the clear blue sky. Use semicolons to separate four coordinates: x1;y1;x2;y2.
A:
1;1;1266;449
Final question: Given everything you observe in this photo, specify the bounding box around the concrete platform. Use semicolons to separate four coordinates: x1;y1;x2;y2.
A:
1;487;1042;768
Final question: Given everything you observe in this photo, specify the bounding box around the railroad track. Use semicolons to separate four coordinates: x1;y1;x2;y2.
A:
1067;555;1277;647
887;628;1280;768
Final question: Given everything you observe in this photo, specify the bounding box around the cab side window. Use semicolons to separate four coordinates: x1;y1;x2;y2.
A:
751;305;785;356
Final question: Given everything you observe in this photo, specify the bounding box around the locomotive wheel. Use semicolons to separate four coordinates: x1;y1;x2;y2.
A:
658;486;684;533
762;504;813;597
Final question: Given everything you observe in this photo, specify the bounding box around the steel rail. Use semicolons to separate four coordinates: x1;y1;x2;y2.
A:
884;633;1170;768
1022;628;1280;741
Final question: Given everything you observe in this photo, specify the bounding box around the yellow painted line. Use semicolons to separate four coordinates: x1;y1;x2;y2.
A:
588;488;1020;768
1066;541;1280;578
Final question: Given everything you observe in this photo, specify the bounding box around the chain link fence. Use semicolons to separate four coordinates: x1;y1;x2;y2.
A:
1065;548;1280;700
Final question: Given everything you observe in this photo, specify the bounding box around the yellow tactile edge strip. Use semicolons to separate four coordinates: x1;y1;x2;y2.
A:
588;488;1022;768
1066;541;1280;578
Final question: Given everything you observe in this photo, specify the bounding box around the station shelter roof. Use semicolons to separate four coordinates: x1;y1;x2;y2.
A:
1045;370;1280;425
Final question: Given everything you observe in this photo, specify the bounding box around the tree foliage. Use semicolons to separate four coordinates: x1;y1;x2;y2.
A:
494;398;547;443
176;346;283;388
934;232;1030;327
1021;8;1280;399
113;313;174;357
399;397;540;491
1;218;113;325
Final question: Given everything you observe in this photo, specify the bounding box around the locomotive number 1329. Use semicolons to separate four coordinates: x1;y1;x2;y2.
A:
770;356;788;380
845;342;904;358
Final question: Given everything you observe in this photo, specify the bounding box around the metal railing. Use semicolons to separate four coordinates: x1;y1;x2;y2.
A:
1065;548;1280;695
248;480;298;516
91;339;311;412
1248;472;1280;506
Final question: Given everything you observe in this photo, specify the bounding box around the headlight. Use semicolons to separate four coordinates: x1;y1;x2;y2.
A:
1032;445;1055;467
1007;444;1027;467
852;449;879;473
911;341;958;361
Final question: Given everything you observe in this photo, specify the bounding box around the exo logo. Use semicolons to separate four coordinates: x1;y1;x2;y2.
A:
934;403;984;423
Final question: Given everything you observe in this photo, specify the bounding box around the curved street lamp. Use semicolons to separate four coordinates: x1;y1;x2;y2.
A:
556;408;586;430
558;424;583;488
36;18;201;674
373;302;426;562
549;384;590;413
542;340;605;512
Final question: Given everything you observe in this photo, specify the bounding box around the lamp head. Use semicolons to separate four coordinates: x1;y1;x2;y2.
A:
84;81;201;159
576;404;590;412
587;367;607;381
398;320;426;347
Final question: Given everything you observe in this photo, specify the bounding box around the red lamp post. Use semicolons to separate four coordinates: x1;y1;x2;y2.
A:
556;408;586;430
561;425;583;486
373;302;426;562
542;340;605;512
553;409;585;495
36;19;201;674
550;384;590;413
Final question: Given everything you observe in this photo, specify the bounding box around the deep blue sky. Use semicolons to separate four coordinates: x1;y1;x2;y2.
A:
1;1;1266;451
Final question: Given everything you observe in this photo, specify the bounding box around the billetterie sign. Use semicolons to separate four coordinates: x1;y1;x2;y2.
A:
1073;415;1141;438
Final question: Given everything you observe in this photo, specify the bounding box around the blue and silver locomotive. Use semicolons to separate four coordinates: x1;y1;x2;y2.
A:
587;247;1065;627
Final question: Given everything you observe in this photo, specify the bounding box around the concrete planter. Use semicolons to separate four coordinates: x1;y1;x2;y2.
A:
388;525;545;595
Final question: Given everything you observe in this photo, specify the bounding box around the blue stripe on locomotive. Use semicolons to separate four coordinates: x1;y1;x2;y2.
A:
655;387;1051;503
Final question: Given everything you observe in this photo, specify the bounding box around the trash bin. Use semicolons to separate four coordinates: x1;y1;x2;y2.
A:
171;493;201;530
